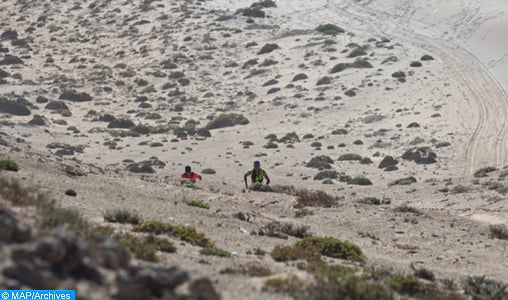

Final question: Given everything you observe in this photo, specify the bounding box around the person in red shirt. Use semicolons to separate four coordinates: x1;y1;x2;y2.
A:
181;165;202;182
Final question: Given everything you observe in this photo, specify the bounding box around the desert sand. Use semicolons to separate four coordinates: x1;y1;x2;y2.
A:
0;0;507;299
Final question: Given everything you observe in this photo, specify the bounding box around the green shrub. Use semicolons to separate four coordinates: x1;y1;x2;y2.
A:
314;170;338;180
205;113;249;129
392;71;406;78
388;274;425;295
388;176;417;186
295;236;364;262
349;176;373;185
410;61;423;67
185;199;210;209
311;142;322;148
315;24;345;35
306;155;334;169
236;7;265;18
133;220;212;247
200;246;231;257
270;245;321;262
338;153;362;161
421;54;434;61
251;0;276;8
352;58;373;68
144;234;177;253
292;73;308;81
331;63;350;73
295;189;337;208
348;47;367;58
112;232;158;262
264;141;278;149
258;43;280;55
278;132;300;144
103;208;142;224
0;159;19;171
331;129;348;135
259;221;312;239
201;168;216;174
220;264;272;277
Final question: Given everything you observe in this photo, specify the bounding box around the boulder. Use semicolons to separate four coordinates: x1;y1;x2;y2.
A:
59;90;92;102
45;101;69;110
28;114;50;126
402;147;437;164
378;156;398;169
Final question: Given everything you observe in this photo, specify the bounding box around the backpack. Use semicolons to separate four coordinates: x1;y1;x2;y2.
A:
251;168;264;183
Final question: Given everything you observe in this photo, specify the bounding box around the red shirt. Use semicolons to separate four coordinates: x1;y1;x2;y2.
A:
181;172;201;180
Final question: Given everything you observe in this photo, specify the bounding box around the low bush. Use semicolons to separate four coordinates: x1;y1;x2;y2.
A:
199;246;231;257
315;24;345;35
348;47;367;58
410;61;423;67
349;176;373;186
295;236;365;262
185;199;210;209
295;189;337;208
133;220;212;247
258;43;280;55
0;159;19;171
489;224;508;240
205;113;249;130
421;54;434;61
338;153;362;161
201;168;216;174
220;264;272;277
388;176;417;186
103;208;142;224
313;170;338;180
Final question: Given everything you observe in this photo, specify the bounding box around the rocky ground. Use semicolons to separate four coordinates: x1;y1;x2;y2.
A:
1;0;508;299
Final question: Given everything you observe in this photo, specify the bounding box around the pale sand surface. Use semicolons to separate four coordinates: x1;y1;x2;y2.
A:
1;0;508;299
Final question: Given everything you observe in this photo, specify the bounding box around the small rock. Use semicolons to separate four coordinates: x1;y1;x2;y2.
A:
378;156;398;169
28;114;50;126
59;90;92;102
65;189;77;196
188;278;221;300
36;237;67;263
45;101;69;110
407;122;420;128
402;147;437;164
115;271;152;300
134;266;190;297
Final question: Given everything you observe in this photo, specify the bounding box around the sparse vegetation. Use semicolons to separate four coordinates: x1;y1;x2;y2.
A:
410;61;423;67
331;58;373;73
200;246;231;257
133;220;212;247
258;43;280;55
421;54;434;61
349;176;373;186
393;205;424;216
103;208;142;224
313;170;338;180
338;153;362;161
0;158;20;172
205;113;249;130
201;168;216;174
295;189;337;208
220;264;272;277
489;224;508;240
185;199;210;209
315;24;345;35
357;197;381;205
389;176;417;186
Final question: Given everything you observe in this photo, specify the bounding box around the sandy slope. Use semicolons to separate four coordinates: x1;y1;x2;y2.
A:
1;0;508;298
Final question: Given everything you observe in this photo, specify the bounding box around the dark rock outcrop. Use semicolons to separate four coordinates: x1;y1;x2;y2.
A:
402;147;437;164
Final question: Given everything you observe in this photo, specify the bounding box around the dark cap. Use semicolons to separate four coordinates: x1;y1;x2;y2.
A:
185;166;191;172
